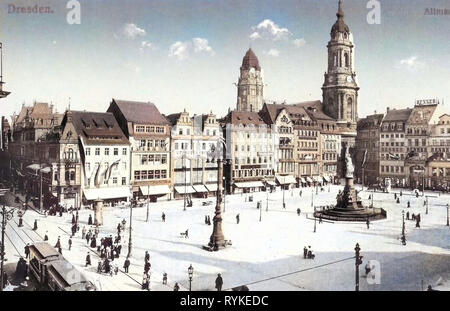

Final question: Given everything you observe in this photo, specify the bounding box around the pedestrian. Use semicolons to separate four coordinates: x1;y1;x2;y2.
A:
145;251;150;263
365;262;371;275
162;212;165;222
144;261;151;274
124;257;130;273
55;236;61;249
416;218;420;228
88;214;93;225
163;272;167;285
236;214;240;224
215;273;223;291
297;208;301;216
205;215;208;225
401;235;406;245
303;246;308;259
396;197;400;204
59;209;63;217
407;201;410;208
44;231;48;241
400;190;402;197
185;229;189;238
33;219;38;231
406;211;410;220
68;238;72;251
97;260;102;273
299;190;302;197
366;218;370;229
90;236;97;248
117;223;121;235
368;194;371;200
173;282;179;291
82;226;86;239
71;214;76;224
394;193;397;200
207;216;211;225
85;252;91;267
24;244;30;259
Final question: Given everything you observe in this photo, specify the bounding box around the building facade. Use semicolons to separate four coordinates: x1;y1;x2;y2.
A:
355;113;384;186
108;99;172;202
427;114;450;190
166;110;222;198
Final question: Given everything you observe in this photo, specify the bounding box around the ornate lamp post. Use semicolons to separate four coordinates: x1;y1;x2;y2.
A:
222;176;226;213
425;196;429;215
127;187;134;258
446;204;449;227
354;243;363;292
188;264;194;291
401;210;406;241
1;191;27;291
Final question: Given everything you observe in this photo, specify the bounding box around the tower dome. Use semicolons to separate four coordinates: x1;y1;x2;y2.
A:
331;0;349;34
241;48;261;71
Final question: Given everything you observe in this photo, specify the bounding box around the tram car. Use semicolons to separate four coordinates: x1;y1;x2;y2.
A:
28;242;96;291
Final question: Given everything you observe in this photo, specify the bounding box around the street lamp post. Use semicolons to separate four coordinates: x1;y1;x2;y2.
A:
188;264;194;291
146;185;150;222
223;176;226;213
127;191;134;258
355;243;362;292
446;204;449;227
402;210;405;238
282;177;286;209
425;196;429;215
311;189;314;208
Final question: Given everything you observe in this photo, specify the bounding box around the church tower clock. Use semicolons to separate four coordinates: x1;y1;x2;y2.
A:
322;0;359;144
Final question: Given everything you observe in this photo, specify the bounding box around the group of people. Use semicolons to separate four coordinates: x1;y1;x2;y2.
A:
204;215;212;225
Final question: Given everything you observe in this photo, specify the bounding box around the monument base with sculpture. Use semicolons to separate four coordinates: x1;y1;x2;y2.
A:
314;146;387;222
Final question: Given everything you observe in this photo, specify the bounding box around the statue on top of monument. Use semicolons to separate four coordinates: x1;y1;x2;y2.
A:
345;145;354;179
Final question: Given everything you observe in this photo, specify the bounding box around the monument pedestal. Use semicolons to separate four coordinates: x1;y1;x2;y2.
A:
94;199;104;226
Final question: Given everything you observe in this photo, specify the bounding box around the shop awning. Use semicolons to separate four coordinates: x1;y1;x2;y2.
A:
193;185;208;193
205;184;218;192
265;181;277;186
312;176;321;182
40;167;51;174
276;175;296;185
175;186;196;194
83;186;131;201
26;164;41;170
139;185;171;196
323;176;330;182
234;181;264;188
306;177;313;183
300;177;306;183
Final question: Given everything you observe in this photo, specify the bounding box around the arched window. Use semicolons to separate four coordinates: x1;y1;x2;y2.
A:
68;148;74;159
344;53;349;67
65;171;70;181
347;97;353;121
333;53;338;66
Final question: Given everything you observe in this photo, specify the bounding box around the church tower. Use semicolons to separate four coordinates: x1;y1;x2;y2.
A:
322;0;359;138
236;48;264;112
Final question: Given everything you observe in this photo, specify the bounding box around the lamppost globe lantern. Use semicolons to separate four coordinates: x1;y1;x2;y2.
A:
188;264;194;279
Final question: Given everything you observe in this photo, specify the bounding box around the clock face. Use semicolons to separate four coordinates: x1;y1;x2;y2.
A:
347;76;353;83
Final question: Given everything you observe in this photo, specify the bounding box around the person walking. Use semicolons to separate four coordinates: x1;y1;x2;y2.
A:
24;244;30;259
68;238;72;251
44;231;49;241
124;257;130;273
297;208;301;216
236;214;240;224
55;236;61;249
366;218;370;229
162;272;167;285
215;273;223;291
145;251;150;263
162;212;165;222
173;282;180;291
303;246;308;259
88;214;93;225
33;219;38;231
185;229;189;238
85;252;91;267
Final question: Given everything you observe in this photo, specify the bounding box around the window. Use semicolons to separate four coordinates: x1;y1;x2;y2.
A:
134;171;141;180
86;148;90;156
344;53;349;67
113;177;117;184
95;148;100;155
161;170;167;179
114;148;118;155
122;177;126;185
122;148;127;155
148;170;154;179
161;155;167;164
346;97;353;120
141;170;147;180
105;148;109;156
136;125;145;132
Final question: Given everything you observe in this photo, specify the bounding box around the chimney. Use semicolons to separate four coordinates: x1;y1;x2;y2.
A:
386;107;390;112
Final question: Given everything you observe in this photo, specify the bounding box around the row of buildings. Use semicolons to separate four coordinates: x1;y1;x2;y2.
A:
355;100;450;191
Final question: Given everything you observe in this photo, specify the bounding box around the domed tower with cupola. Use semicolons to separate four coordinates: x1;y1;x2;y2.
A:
322;0;359;141
236;48;264;112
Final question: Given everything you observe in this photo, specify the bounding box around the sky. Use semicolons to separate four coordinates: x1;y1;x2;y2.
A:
0;0;450;121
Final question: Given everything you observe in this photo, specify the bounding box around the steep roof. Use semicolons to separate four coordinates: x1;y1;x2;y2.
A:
241;48;261;71
69;110;129;145
111;99;170;125
357;114;384;130
382;108;412;122
291;100;334;121
165;113;182;126
225;110;267;126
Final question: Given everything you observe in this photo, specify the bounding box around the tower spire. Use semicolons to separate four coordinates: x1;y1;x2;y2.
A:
337;0;344;19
